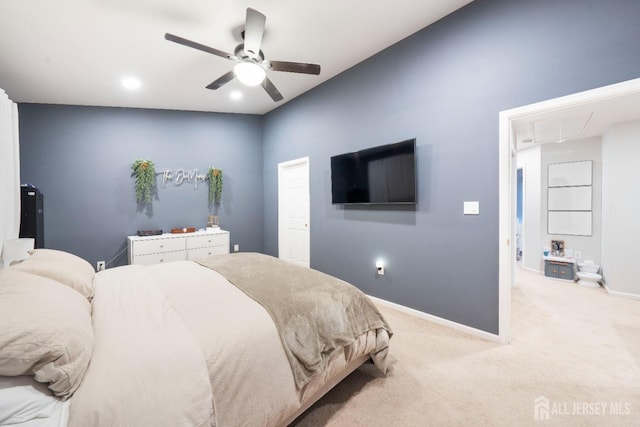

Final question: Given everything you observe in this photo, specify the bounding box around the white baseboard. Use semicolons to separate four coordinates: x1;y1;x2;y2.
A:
367;295;501;343
603;284;640;300
523;266;541;274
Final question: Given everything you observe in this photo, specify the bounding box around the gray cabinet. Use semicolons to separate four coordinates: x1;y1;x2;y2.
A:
544;260;575;281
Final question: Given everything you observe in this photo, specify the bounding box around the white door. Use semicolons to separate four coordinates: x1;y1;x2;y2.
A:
278;157;310;267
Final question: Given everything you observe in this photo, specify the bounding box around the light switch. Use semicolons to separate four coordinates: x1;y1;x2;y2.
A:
464;201;480;215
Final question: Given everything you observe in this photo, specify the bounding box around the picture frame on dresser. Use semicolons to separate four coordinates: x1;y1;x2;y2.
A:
550;239;564;257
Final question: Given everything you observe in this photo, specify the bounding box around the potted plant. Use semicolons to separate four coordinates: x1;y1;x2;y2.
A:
207;167;223;227
131;159;156;205
207;167;223;205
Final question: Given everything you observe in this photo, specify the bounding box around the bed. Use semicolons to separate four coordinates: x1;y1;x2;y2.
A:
0;249;392;426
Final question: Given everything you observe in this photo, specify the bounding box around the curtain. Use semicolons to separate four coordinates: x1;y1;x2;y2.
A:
0;89;20;258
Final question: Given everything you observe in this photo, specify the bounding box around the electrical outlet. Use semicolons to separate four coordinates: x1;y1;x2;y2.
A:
234;244;239;252
97;261;105;272
574;251;582;259
376;260;385;276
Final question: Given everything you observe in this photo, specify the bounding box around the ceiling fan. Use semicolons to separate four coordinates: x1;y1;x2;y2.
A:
164;7;321;102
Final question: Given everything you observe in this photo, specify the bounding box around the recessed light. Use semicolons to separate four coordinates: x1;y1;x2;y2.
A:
230;90;243;100
121;76;141;90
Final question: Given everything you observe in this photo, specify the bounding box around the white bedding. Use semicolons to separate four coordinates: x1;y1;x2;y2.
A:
1;254;390;427
68;265;214;427
0;376;69;427
152;260;388;426
150;261;299;426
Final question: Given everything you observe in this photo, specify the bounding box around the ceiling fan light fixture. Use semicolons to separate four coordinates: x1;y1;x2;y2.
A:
234;62;265;86
165;8;320;102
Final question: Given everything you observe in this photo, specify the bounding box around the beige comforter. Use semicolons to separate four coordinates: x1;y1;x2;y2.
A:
68;258;391;427
68;265;214;427
196;252;392;389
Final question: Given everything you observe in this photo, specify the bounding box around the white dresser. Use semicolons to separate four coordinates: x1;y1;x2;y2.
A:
127;229;230;266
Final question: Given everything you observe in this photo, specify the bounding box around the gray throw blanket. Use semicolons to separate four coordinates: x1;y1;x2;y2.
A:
196;252;392;389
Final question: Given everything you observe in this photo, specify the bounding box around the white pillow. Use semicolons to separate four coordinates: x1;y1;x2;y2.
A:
0;270;94;398
9;249;95;299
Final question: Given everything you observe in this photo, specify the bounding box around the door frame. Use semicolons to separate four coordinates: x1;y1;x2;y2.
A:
277;156;310;267
498;77;640;344
515;165;525;282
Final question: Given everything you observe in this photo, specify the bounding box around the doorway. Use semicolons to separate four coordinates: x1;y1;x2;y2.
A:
498;77;640;344
277;157;310;267
516;167;523;265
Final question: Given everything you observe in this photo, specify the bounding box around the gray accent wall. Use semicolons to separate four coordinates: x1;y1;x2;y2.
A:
262;0;640;333
19;104;264;268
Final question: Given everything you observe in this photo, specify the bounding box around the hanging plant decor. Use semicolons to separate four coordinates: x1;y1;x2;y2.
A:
207;167;223;205
131;159;157;205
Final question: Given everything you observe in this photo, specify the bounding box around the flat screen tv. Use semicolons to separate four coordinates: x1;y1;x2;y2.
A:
331;138;416;205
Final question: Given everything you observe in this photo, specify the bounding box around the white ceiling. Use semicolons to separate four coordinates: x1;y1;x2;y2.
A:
0;0;473;115
513;90;640;150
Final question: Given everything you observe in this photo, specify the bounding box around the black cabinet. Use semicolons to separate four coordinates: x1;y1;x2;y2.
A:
19;186;44;248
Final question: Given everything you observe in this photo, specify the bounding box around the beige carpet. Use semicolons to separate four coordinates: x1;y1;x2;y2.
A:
291;268;640;426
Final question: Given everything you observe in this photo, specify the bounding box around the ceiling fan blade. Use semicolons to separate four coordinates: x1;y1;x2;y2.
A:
205;71;235;90
165;33;233;60
269;60;321;75
243;8;266;60
262;77;283;102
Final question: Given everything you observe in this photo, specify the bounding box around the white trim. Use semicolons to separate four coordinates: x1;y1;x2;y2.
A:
603;284;640;300
367;295;501;343
498;109;513;344
499;77;640;346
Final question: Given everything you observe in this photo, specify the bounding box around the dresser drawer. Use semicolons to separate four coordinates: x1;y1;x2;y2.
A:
132;250;186;266
187;233;228;250
133;236;186;255
187;245;229;260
